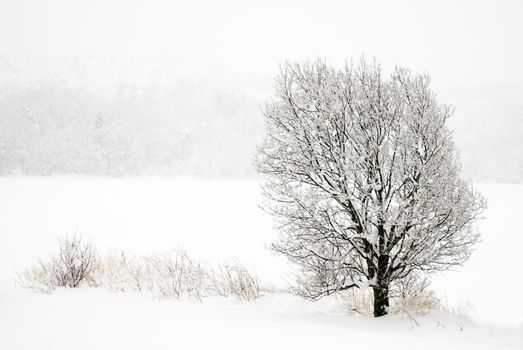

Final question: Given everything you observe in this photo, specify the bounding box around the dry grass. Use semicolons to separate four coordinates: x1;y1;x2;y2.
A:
337;273;441;316
391;291;441;314
390;272;441;314
89;250;212;300
214;259;260;301
340;287;441;316
20;238;261;301
340;288;374;315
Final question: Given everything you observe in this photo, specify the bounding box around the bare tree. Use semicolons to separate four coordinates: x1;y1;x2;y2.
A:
256;59;485;317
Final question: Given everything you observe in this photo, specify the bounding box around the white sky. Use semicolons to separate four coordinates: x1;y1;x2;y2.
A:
1;0;522;88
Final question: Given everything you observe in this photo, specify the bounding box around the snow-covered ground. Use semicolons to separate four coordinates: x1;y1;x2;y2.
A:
0;177;522;349
0;284;521;350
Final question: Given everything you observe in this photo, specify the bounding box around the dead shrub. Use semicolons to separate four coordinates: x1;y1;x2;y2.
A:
90;252;151;292
19;235;96;291
214;259;260;301
341;288;374;315
148;250;212;300
390;272;441;314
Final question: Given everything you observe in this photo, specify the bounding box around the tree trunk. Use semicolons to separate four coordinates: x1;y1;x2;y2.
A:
373;283;390;317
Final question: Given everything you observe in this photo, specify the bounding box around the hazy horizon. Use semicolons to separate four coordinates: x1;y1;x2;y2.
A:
1;0;522;181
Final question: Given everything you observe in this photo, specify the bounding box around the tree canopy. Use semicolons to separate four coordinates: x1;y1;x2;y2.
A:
257;59;485;316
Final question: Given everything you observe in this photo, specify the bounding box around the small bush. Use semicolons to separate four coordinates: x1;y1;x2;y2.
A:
341;288;374;315
214;259;260;301
89;252;151;292
390;272;440;314
148;250;212;300
19;235;95;291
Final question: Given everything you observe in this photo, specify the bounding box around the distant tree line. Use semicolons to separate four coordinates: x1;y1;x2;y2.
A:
0;79;264;177
0;54;521;181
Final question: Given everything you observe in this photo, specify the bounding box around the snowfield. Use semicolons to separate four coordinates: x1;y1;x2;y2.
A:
1;284;522;350
0;177;522;349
